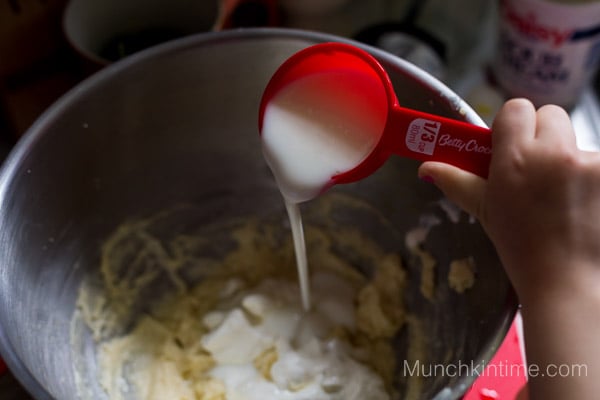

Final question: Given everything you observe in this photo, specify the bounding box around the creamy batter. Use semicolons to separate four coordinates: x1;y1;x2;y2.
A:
201;274;389;400
448;256;476;293
71;196;480;400
73;195;419;400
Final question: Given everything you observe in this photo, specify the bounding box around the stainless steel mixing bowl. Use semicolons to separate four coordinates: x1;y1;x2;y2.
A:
0;29;516;399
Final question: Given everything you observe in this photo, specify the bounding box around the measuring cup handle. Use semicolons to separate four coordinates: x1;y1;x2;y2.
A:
389;106;492;178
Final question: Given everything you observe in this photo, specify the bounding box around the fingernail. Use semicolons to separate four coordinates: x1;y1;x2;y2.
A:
420;175;434;184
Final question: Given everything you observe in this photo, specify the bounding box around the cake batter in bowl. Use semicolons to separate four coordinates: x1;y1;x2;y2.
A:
0;29;515;400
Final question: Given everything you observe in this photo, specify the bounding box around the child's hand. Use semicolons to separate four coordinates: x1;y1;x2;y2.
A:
419;98;600;306
418;98;600;399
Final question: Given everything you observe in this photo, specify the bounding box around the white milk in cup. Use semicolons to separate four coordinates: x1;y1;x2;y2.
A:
493;0;600;109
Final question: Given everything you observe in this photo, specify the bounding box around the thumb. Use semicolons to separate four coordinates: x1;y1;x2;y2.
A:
418;161;486;219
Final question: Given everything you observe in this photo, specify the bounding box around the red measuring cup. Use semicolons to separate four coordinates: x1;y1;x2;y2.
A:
259;42;491;186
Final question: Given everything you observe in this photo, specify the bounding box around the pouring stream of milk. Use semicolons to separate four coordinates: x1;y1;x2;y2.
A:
261;71;384;310
284;201;311;310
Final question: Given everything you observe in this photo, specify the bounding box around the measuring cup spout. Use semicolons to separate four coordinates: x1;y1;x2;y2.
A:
386;105;492;178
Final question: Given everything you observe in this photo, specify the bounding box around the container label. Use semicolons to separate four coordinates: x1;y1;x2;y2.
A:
406;118;440;155
494;0;600;108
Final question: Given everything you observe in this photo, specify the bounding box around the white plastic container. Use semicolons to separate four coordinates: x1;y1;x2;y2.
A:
493;0;600;109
